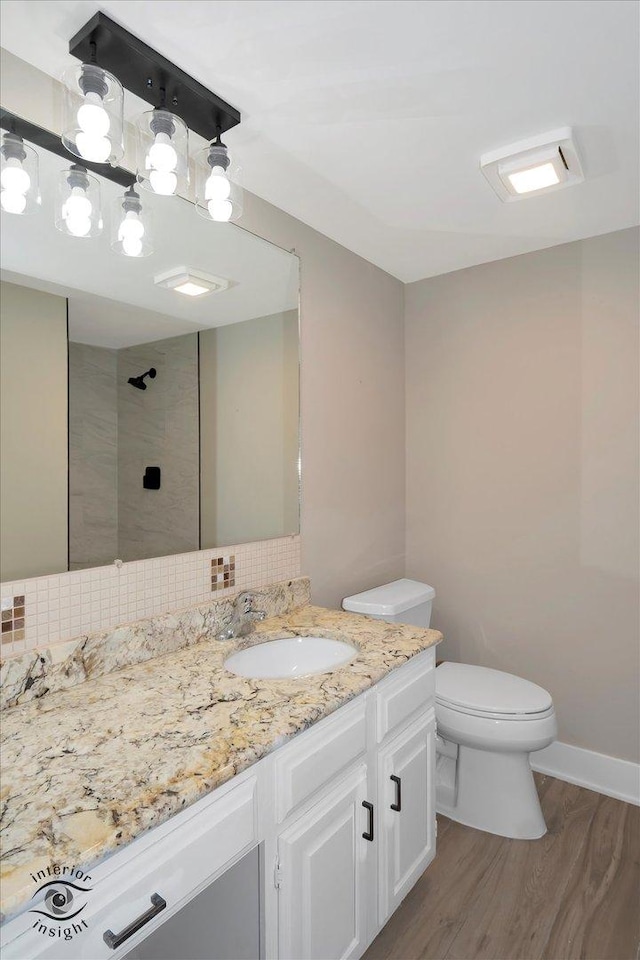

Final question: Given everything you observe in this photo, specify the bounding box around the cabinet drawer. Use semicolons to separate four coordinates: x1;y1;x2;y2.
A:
275;698;367;823
1;777;257;960
376;648;435;742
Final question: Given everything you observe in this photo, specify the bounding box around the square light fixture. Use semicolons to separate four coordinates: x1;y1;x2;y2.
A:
480;127;584;202
154;266;230;297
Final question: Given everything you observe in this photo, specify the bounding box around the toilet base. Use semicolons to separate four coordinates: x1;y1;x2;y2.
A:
436;742;547;839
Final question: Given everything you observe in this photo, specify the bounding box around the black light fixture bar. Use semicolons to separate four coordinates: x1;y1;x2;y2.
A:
69;11;241;139
0;108;136;188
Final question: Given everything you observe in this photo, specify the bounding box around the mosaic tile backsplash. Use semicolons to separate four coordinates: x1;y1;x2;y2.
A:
0;535;300;657
1;595;25;646
211;555;235;591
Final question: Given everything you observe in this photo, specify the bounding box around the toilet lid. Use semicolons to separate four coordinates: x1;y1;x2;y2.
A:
436;662;552;716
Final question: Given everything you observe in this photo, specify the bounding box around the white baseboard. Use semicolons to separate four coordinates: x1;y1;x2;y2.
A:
531;741;640;806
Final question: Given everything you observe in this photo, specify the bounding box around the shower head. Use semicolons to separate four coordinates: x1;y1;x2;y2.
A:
128;367;157;390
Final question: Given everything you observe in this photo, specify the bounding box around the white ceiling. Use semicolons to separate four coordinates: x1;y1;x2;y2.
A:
1;146;298;347
1;0;639;282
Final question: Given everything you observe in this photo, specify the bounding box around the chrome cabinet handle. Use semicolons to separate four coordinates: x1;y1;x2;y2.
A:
103;893;166;950
362;800;374;841
390;774;402;812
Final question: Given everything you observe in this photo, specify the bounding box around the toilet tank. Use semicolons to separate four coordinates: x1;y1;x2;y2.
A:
342;579;435;627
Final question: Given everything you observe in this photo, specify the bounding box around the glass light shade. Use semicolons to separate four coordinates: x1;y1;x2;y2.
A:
110;186;153;257
62;63;124;164
0;133;40;215
55;165;102;238
195;140;243;223
135;109;189;196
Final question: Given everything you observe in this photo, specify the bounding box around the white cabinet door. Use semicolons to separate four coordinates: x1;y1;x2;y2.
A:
377;709;436;925
277;764;371;960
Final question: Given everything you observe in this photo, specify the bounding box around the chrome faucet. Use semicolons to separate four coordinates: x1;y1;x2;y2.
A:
216;592;267;641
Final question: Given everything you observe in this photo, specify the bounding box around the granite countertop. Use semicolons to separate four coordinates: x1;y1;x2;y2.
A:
0;603;441;921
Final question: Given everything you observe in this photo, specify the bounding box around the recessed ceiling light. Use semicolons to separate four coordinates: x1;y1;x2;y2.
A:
506;162;561;195
154;266;230;297
480;127;584;202
173;281;210;297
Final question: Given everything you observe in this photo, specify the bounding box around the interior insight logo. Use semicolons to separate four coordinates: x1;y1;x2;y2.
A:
29;865;92;942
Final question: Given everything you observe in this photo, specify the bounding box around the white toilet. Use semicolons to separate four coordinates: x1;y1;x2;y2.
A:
342;579;557;840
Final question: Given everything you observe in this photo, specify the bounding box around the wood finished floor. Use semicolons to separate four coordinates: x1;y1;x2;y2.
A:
363;775;640;960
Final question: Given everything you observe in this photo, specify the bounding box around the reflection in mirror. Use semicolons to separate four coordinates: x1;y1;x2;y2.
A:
0;130;300;581
68;324;200;569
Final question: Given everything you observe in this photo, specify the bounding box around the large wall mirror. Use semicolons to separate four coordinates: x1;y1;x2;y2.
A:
0;128;300;582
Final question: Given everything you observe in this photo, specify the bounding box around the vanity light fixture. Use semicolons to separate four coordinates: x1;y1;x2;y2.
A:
154;266;230;297
62;10;244;213
480;127;584;201
67;12;241;208
195;134;243;223
62;56;124;165
55;164;102;238
0;131;39;214
111;185;152;257
2;12;245;234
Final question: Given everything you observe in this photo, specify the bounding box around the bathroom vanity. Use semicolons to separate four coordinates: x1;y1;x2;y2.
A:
0;592;440;960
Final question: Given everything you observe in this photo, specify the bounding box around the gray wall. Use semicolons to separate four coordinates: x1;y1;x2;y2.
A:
241;195;406;608
405;227;640;763
200;310;299;547
68;343;118;570
0;281;68;581
117;335;200;562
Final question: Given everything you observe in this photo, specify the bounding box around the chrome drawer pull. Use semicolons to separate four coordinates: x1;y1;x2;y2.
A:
103;893;166;949
390;774;402;812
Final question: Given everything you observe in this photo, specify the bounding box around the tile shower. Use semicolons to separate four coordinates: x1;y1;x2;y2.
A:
68;333;200;569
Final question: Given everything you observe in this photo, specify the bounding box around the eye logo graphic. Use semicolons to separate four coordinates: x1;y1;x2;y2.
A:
29;867;93;943
33;879;91;921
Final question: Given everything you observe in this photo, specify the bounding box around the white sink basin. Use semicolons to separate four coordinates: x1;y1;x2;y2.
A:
224;636;357;679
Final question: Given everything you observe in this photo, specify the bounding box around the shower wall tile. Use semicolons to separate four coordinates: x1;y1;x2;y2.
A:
117;335;200;563
0;535;301;656
68;343;119;570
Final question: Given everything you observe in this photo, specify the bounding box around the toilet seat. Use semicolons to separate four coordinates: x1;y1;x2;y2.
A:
436;662;552;719
436;699;558;755
436;699;556;722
